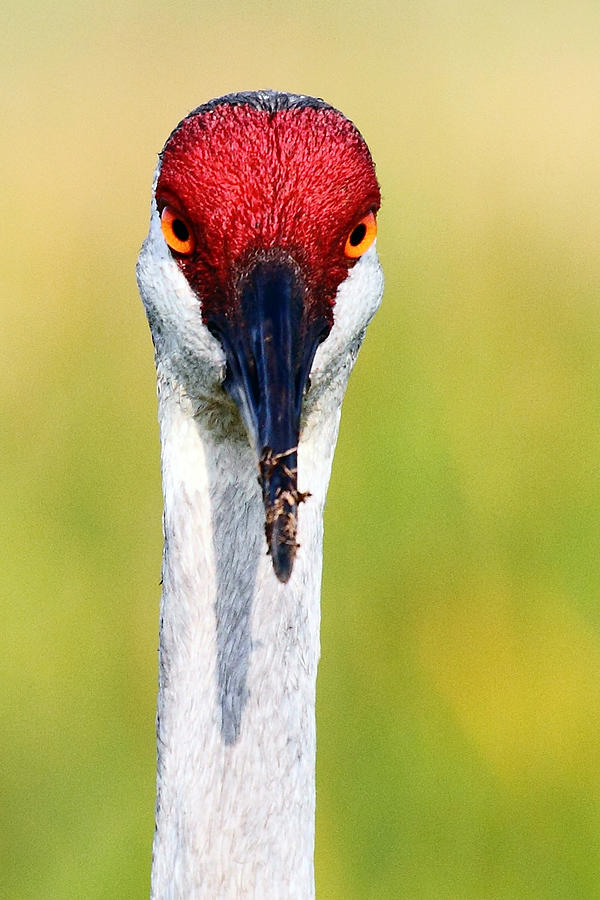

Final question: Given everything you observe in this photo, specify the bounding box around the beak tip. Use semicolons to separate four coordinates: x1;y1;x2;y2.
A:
271;548;295;583
265;498;298;584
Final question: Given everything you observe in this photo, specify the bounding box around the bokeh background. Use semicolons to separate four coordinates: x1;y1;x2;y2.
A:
3;1;600;896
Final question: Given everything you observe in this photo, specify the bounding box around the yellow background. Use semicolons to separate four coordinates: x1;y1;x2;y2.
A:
3;1;600;896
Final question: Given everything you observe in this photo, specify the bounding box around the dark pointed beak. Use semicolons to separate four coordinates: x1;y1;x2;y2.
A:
208;254;327;583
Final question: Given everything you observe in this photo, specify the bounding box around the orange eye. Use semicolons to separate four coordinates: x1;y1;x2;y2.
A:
344;211;377;259
160;205;195;255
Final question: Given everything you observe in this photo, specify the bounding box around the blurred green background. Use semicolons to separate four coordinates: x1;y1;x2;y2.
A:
3;1;600;897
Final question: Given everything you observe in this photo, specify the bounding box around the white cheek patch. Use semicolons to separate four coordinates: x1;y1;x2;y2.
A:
311;243;384;384
137;205;225;395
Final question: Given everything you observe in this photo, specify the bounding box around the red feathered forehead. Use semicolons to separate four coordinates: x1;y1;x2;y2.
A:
156;103;380;320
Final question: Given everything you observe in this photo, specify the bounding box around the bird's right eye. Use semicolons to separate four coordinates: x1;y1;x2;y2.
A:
160;206;195;255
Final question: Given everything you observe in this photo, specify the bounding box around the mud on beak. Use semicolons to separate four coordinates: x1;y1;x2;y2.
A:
208;253;328;583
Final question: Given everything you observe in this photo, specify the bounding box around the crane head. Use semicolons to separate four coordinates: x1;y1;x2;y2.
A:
137;91;383;583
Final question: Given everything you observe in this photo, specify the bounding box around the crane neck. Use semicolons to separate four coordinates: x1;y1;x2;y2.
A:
150;375;343;899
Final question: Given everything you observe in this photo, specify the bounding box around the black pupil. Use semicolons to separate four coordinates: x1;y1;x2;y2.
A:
172;218;189;243
349;223;367;246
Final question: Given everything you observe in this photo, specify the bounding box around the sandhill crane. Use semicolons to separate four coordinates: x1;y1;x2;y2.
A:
136;90;383;899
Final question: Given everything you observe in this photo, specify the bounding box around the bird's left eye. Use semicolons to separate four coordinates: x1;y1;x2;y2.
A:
160;206;195;255
344;211;377;259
